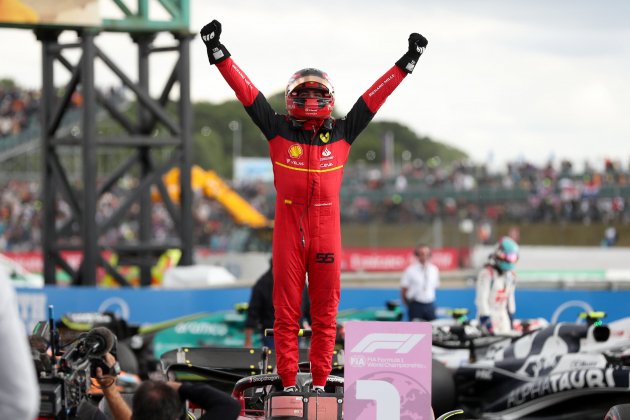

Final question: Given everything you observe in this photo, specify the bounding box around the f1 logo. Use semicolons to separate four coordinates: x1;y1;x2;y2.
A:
350;333;425;354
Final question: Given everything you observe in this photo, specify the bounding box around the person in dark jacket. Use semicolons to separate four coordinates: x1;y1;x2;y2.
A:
94;353;241;420
244;258;275;348
133;380;240;420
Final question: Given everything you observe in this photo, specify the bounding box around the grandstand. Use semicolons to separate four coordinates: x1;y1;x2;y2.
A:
1;78;629;253
2;121;629;253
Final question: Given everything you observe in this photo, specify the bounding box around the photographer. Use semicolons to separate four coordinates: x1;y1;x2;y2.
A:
95;353;240;420
93;352;132;420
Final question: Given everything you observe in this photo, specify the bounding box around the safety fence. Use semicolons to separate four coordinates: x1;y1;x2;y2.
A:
15;286;630;335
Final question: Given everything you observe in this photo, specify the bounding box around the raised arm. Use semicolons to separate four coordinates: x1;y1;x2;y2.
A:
344;33;428;144
200;20;279;139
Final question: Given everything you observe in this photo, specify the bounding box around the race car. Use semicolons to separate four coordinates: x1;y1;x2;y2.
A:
57;300;404;378
159;330;465;420
432;312;630;419
56;304;257;377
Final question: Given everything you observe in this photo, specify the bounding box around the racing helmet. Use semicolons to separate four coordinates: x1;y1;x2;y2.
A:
285;68;335;120
493;236;519;271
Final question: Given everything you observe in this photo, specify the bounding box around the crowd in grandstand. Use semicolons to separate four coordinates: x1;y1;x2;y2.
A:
0;84;40;139
1;156;629;252
1;83;628;252
339;157;629;226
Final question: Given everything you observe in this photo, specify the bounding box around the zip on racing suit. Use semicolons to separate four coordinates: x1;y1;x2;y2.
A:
200;20;428;388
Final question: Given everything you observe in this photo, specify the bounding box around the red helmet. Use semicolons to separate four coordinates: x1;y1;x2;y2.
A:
285;68;335;120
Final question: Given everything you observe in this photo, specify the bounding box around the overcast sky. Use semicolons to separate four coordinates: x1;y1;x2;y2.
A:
1;0;629;171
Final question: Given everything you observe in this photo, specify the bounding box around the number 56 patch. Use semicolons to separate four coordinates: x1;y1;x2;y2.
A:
315;253;335;264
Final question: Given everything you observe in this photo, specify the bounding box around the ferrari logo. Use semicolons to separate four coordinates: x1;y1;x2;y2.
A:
320;132;330;143
288;144;303;158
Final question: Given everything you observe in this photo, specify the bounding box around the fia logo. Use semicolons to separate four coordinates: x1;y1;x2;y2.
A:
350;355;366;367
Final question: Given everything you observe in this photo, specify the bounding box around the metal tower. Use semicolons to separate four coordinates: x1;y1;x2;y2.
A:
5;1;195;285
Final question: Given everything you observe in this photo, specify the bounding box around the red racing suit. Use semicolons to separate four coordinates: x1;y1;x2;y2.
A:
215;57;410;387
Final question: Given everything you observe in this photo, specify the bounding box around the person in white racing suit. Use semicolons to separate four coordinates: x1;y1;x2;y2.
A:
475;236;519;335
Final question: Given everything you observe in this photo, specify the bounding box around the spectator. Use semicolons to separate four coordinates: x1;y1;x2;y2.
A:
0;276;40;419
400;243;440;321
601;226;618;247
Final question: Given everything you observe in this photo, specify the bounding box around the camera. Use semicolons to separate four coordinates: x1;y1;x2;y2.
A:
31;318;117;419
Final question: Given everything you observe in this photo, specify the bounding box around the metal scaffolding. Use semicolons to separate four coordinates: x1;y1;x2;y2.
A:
30;1;194;286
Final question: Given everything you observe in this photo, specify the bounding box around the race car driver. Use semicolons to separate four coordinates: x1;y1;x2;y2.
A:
475;236;520;335
200;19;428;392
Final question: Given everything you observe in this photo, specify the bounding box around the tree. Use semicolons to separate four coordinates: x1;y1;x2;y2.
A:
191;91;467;177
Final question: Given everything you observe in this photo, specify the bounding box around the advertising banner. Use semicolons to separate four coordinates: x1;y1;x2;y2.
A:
234;157;274;183
4;248;463;277
340;247;462;272
344;321;433;420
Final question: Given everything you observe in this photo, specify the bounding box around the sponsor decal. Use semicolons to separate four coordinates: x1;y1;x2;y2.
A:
285;158;305;166
569;359;600;369
476;369;493;380
17;293;47;334
507;368;619;408
350;355;367;367
523;355;561;377
340;247;461;272
251;374;281;383
231;64;253;88
494;289;509;303
288;144;303;158
212;48;224;60
174;321;229;336
368;74;395;97
98;297;130;320
320;147;334;163
320;132;330;143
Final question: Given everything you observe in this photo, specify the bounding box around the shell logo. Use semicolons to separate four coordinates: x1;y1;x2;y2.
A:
288;144;303;158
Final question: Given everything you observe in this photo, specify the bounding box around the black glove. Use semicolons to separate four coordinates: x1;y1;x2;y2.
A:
200;20;231;65
395;33;428;74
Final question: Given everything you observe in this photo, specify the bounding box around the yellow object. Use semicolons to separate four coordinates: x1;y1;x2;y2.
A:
288;144;303;158
151;248;181;285
0;0;39;23
100;248;181;287
153;165;272;229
